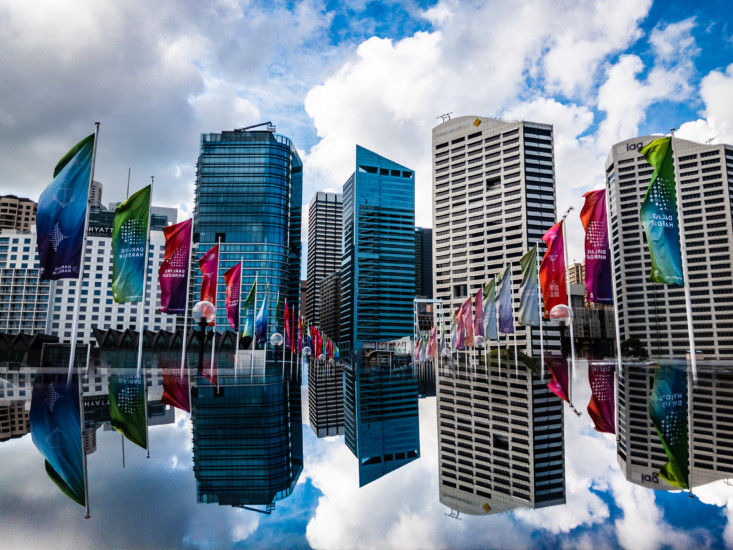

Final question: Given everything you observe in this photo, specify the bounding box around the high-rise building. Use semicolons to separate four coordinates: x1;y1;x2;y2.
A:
0;195;37;233
193;126;302;336
0;402;30;442
432;117;558;355
306;192;342;326
89;180;103;207
308;360;344;437
340;146;415;361
617;362;733;490
415;227;433;299
437;361;565;515
320;271;341;344
606;136;733;359
108;203;177;228
568;262;584;286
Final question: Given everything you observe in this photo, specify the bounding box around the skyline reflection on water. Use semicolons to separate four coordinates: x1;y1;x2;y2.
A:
0;341;731;549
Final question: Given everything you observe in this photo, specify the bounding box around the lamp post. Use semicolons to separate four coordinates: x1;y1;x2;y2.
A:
192;300;216;377
271;332;284;376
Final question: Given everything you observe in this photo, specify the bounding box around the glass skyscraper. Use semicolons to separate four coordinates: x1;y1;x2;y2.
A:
193;127;302;336
340;146;415;360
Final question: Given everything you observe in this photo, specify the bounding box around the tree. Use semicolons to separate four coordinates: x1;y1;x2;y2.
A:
621;336;648;359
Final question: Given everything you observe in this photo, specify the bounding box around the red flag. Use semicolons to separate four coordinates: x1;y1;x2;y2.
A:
198;350;218;386
223;263;241;331
298;316;303;353
161;363;190;413
539;222;566;318
474;286;484;338
284;299;290;349
581;189;613;304
158;218;192;315
459;297;474;347
198;244;219;326
428;326;437;359
588;360;616;433
546;356;569;403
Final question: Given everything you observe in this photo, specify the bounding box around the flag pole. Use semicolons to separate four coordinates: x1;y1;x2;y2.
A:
603;186;624;375
181;221;194;373
670;129;697;381
211;238;220;387
235;259;242;372
509;263;518;375
561;207;576;402
536;241;545;379
79;365;91;518
251;272;257;373
136;177;153;376
68;122;100;382
144;367;150;459
495;274;501;375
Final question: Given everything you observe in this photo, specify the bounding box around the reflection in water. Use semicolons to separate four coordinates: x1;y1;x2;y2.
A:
437;355;565;515
308;360;344;437
617;361;733;491
343;359;420;487
192;351;303;513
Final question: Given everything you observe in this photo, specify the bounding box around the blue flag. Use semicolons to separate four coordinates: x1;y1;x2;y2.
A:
495;265;514;334
36;134;95;280
256;285;268;343
30;374;85;506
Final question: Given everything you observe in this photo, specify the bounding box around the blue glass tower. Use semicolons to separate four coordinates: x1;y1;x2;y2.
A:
193;126;302;337
340;146;415;360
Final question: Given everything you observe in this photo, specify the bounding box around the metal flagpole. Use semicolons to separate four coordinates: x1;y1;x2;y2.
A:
561;207;576;402
211;238;220;386
79;368;91;518
604;187;624;374
495;274;501;375
235;259;242;372
536;241;545;379
251;272;257;373
143;367;150;458
181;221;194;372
136;177;153;376
68;122;100;382
670;129;697;381
509;263;518;374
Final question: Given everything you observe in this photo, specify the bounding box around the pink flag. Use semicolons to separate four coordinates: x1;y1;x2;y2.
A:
539;222;566;318
474;286;484;338
428;326;437;359
224;263;241;331
460;297;474;347
284;299;291;349
587;360;616;433
161;363;190;413
546;356;569;403
581;189;613;304
158;219;192;315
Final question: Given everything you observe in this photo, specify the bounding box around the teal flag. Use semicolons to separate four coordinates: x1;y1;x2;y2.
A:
518;246;540;326
112;185;151;303
482;279;498;340
109;369;148;449
649;363;689;489
639;137;683;285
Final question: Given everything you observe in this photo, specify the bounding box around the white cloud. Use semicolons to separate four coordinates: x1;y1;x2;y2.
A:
677;63;733;145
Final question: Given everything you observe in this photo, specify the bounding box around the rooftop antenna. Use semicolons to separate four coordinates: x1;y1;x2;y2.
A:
706;137;715;145
234;122;276;133
437;113;452;123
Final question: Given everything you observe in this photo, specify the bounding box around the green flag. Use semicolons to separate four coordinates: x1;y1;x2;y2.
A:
242;279;257;339
639;137;683;285
518;246;539;326
483;279;498;340
649;363;689;489
112;185;151;303
109;370;147;449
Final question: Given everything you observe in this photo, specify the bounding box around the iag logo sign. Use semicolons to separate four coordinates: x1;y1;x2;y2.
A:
626;141;646;152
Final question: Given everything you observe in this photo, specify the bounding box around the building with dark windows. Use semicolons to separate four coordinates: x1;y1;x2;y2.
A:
308;360;344;437
0;195;37;233
415;227;433;299
193;125;302;335
617;362;733;491
306;192;342;326
437;360;565;515
343;361;420;487
192;365;303;510
432;117;558;356
340;146;415;361
606;137;733;359
320;271;341;344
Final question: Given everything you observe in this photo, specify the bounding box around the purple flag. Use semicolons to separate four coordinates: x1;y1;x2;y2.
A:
474;286;484;338
161;360;191;413
158;219;192;315
580;189;613;304
588;360;615;433
224;263;241;331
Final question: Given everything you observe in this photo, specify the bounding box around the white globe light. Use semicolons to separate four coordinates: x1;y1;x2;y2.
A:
192;301;216;323
318;354;326;361
441;348;450;357
549;304;574;327
474;335;486;347
302;346;312;356
270;333;283;347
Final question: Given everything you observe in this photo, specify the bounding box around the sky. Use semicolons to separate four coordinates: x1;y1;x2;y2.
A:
1;0;733;262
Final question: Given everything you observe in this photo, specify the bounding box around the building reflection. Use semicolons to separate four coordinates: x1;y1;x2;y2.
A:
437;355;565;515
617;361;733;490
192;352;303;513
343;351;420;487
308;360;344;437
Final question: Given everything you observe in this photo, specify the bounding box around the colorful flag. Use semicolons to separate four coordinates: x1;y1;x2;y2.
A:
450;311;458;350
242;279;257;340
414;337;422;362
455;306;465;350
109;369;147;449
112;185;151;303
495;265;514;334
334;344;340;361
649;363;689;489
459;296;474;347
428;326;437;359
158;218;192;315
474;287;484;338
539;222;567;318
581;189;613;304
587;360;615;433
518;246;540;326
161;360;191;413
256;286;268;343
30;373;85;506
37;134;95;281
546;356;570;403
224;263;241;331
483;279;498;340
640;137;684;285
298;315;303;353
198;350;218;386
284;299;291;349
198;243;219;305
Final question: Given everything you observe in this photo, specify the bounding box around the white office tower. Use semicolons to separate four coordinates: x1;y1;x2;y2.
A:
432;117;558;354
606;137;733;359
